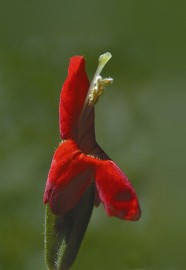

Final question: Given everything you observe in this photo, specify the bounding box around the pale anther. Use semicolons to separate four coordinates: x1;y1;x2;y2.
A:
88;75;113;105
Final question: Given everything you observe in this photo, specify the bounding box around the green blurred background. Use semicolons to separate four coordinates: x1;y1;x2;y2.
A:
0;0;186;269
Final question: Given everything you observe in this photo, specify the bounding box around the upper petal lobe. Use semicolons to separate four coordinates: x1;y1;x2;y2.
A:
59;56;90;140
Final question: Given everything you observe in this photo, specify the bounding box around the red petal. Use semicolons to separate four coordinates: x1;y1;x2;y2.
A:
94;160;141;221
43;140;93;215
59;56;90;140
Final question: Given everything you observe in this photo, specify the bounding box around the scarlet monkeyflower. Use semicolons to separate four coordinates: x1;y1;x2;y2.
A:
43;53;141;270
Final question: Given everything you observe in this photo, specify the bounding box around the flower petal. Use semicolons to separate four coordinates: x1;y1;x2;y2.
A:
43;140;93;215
59;56;90;140
94;160;141;221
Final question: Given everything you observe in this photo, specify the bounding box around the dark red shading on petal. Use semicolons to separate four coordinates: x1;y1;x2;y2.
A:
78;107;96;154
78;108;107;156
94;160;141;221
43;140;93;215
59;56;90;140
78;102;110;158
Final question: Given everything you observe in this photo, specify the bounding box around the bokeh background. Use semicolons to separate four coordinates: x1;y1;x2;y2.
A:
1;0;186;269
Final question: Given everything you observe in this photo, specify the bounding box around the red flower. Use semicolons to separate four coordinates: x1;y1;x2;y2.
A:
44;53;141;221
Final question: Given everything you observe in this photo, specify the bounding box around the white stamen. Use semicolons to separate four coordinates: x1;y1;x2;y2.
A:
88;75;113;105
81;52;112;114
79;52;112;126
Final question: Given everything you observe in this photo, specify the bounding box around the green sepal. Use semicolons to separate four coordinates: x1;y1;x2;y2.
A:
44;183;95;270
